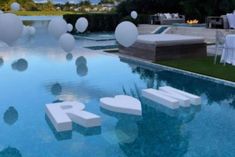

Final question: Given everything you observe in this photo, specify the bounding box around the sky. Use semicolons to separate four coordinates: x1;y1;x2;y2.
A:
33;0;101;4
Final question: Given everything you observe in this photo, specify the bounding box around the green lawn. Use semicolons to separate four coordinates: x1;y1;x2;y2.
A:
14;11;76;16
156;57;235;82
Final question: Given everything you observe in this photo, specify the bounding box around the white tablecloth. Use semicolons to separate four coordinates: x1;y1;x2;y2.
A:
221;34;235;65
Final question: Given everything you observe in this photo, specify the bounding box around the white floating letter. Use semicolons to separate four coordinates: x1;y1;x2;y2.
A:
100;95;142;116
46;101;101;132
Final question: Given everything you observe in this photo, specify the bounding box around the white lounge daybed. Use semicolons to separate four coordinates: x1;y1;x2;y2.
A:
119;34;206;61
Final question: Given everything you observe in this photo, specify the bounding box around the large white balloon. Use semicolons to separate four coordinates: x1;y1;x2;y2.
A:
0;10;3;14
131;11;138;19
67;23;73;32
48;17;67;38
75;17;88;33
59;33;75;52
11;2;21;11
0;13;23;45
115;21;138;47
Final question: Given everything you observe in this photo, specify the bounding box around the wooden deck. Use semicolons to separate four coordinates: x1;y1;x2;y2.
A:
119;42;207;61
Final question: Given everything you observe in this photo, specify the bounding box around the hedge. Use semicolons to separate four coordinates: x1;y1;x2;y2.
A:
63;13;121;32
63;13;151;32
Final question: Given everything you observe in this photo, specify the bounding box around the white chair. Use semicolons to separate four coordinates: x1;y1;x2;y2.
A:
220;34;235;66
226;13;235;29
214;30;225;64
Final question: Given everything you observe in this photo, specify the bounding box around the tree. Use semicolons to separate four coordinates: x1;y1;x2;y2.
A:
79;0;91;6
116;0;235;22
100;0;115;4
0;0;36;11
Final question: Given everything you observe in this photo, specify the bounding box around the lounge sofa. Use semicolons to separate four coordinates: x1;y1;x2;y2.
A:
119;34;206;61
151;13;185;25
221;13;235;29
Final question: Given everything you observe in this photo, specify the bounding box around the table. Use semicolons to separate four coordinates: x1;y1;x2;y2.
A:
150;15;160;24
221;34;235;65
206;16;224;29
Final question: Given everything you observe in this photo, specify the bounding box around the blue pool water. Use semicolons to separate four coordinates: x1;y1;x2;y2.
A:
0;23;235;157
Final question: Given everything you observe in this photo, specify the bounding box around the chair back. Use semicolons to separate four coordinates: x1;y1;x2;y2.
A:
216;30;225;45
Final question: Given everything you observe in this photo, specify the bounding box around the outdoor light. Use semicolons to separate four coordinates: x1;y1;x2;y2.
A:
115;21;138;47
48;17;67;38
59;33;75;53
0;13;23;45
10;2;21;11
75;17;88;33
131;11;138;19
29;26;36;36
67;23;73;32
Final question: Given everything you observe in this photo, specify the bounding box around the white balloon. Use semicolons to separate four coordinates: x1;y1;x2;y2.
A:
59;33;75;52
75;17;88;33
0;10;3;14
0;13;23;45
11;2;20;11
67;23;73;32
131;11;138;19
29;26;36;36
115;21;138;47
48;17;67;38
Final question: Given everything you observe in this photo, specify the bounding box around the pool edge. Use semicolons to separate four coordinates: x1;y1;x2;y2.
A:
118;54;235;88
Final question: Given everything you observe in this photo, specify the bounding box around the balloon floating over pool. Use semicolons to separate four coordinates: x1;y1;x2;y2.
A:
51;83;62;96
11;2;21;11
3;106;19;125
75;17;88;33
76;56;88;77
115;119;138;144
66;53;73;61
48;17;67;38
59;33;75;52
11;58;28;72
0;147;22;157
0;13;23;45
131;11;138;19
75;56;87;66
115;21;138;47
67;23;73;32
29;26;36;36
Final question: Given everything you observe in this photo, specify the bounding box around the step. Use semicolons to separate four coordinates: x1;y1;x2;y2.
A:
157;90;191;107
142;88;179;109
159;86;201;105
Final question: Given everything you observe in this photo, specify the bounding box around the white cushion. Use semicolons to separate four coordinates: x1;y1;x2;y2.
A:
164;13;172;19
137;34;205;46
172;13;179;18
226;13;235;29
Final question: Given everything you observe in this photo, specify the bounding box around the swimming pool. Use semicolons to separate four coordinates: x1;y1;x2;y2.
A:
0;22;235;157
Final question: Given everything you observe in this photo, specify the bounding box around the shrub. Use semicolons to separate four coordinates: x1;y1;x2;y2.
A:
120;16;138;25
63;13;121;32
63;13;151;33
138;14;151;24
